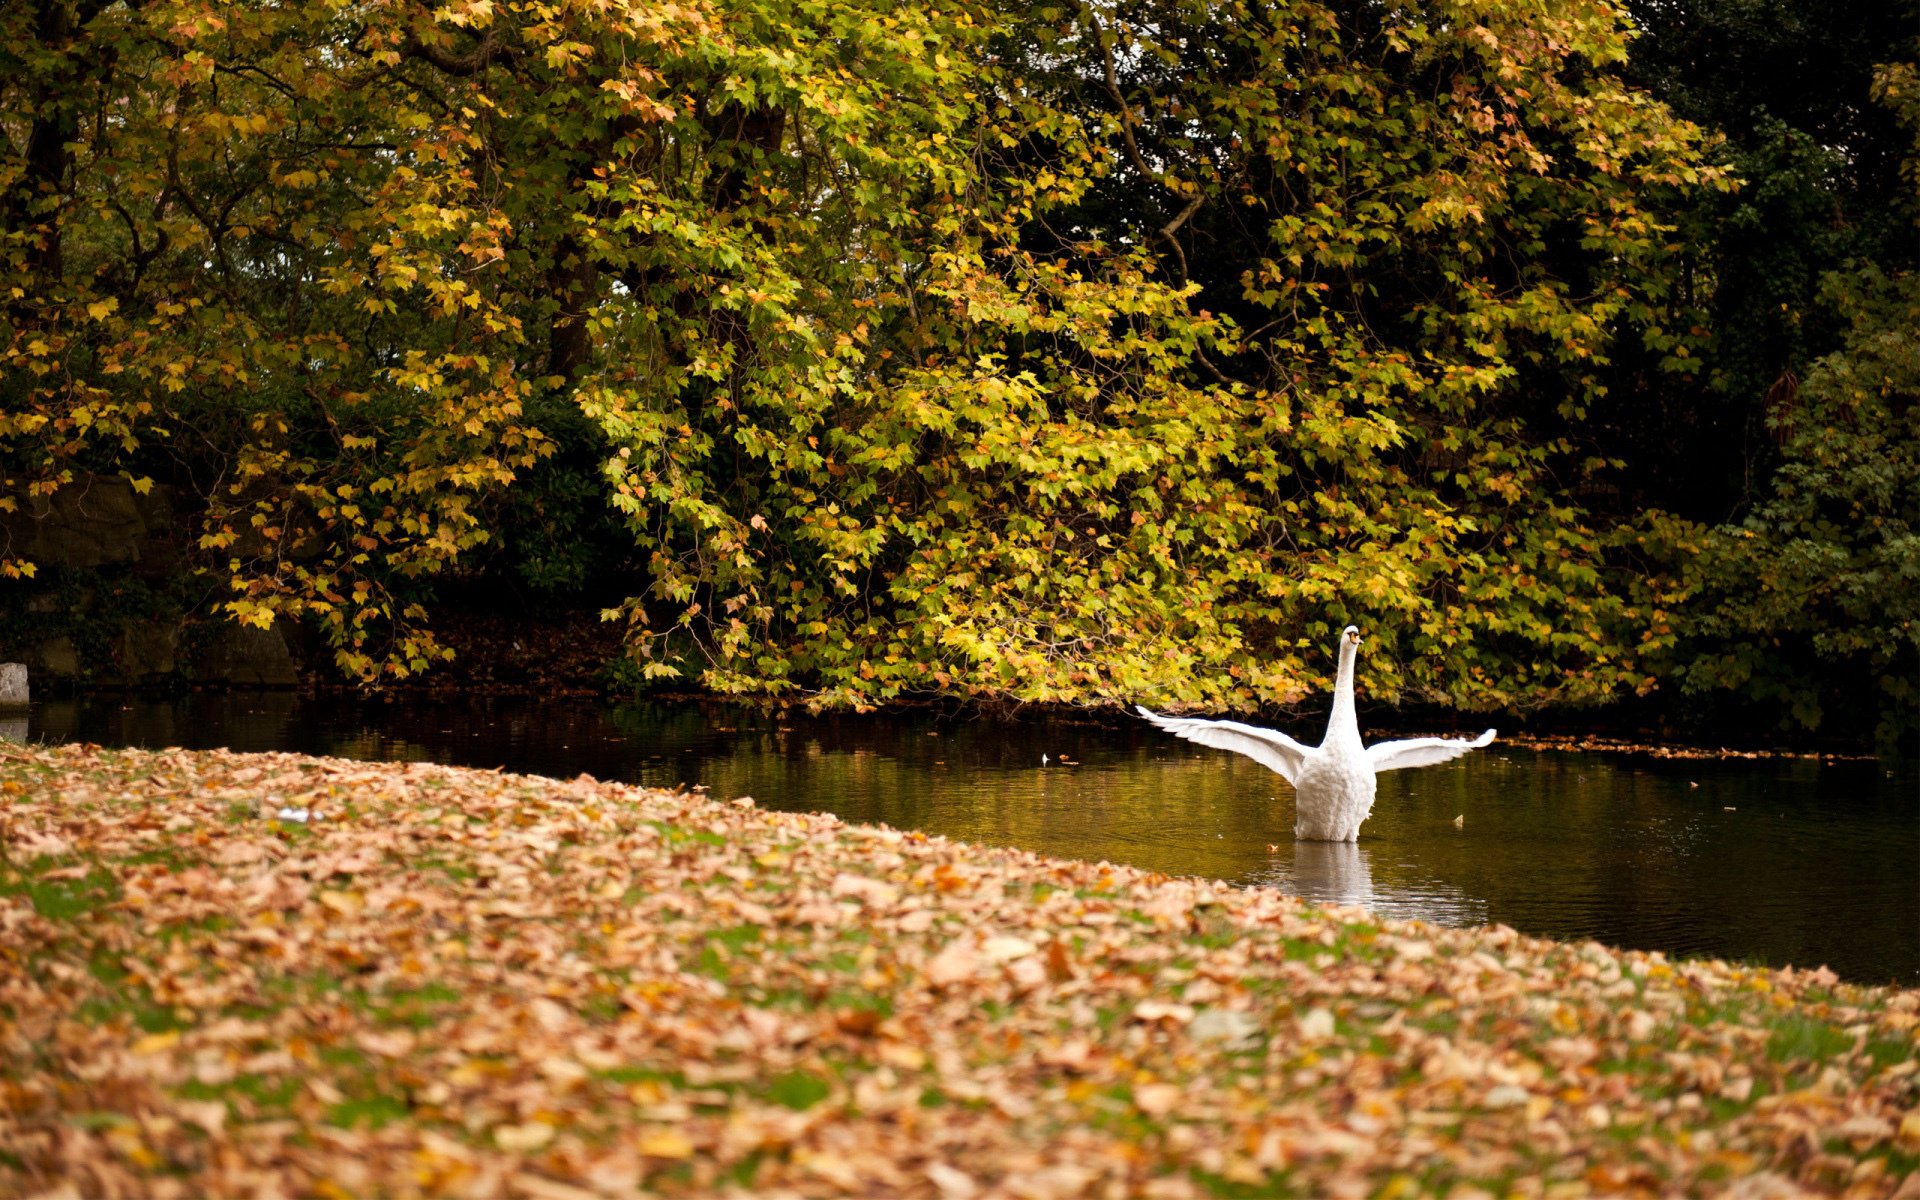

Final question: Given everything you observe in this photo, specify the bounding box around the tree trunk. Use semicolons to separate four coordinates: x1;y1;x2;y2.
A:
4;1;92;298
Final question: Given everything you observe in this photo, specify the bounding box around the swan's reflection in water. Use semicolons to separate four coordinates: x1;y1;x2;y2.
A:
1281;841;1374;907
1254;841;1489;927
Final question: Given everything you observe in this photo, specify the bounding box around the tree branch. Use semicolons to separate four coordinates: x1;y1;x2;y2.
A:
402;30;514;77
1086;11;1204;281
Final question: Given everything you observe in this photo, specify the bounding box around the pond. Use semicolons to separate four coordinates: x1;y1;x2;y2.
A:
15;693;1917;986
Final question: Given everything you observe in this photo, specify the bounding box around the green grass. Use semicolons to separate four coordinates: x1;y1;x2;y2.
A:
178;1074;302;1116
369;982;464;1029
765;1070;832;1111
1764;1012;1855;1064
1190;1167;1297;1198
72;985;193;1035
647;819;726;848
591;1064;678;1086
0;859;120;922
328;1095;411;1130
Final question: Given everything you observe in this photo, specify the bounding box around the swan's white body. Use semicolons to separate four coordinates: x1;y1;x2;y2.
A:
1138;626;1495;841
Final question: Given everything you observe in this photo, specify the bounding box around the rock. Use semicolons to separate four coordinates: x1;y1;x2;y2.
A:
191;623;299;687
118;620;179;680
0;476;174;570
0;717;25;743
30;637;80;679
0;663;26;709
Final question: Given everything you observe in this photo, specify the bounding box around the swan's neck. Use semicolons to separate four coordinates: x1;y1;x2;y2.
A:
1325;640;1361;747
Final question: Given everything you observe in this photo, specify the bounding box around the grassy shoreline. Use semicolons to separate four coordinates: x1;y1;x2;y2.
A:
2;743;1916;1198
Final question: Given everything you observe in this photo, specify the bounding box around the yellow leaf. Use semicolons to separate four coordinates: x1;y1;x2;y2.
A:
318;889;364;917
493;1121;554;1151
105;1124;161;1169
637;1130;694;1159
132;1030;180;1054
87;297;119;320
1900;1111;1920;1147
627;1079;668;1104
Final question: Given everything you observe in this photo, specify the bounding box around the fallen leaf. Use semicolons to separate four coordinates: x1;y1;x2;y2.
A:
637;1129;694;1159
982;935;1036;962
1135;1082;1183;1115
926;1161;980;1199
131;1031;180;1055
317;888;363;917
176;1100;227;1134
925;939;979;985
493;1122;554;1152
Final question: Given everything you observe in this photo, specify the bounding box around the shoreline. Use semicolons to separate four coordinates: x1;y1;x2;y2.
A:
18;684;1892;766
3;743;1916;1197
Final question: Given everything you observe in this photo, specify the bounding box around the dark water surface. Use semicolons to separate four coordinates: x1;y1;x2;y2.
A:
16;694;1918;985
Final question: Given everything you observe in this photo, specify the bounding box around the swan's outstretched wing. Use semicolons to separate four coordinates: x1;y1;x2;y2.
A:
1135;706;1314;784
1366;729;1496;772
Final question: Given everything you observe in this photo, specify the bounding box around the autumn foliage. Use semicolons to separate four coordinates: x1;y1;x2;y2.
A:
0;1;1911;742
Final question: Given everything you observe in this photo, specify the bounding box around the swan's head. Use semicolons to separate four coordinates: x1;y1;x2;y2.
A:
1342;625;1363;647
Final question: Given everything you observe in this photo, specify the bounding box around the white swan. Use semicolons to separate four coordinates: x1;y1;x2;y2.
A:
1138;626;1495;841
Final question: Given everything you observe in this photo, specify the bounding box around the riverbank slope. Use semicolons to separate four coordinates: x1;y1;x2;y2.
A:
2;744;1916;1198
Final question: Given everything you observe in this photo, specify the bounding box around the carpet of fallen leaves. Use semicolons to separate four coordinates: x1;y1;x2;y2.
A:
2;744;1917;1200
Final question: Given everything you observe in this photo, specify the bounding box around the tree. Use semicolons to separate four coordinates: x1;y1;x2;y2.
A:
3;0;1730;716
857;0;1725;709
1652;63;1920;757
1613;0;1920;520
1611;0;1920;753
2;0;555;676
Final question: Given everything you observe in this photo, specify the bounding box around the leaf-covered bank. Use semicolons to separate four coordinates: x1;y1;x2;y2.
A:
3;744;1917;1198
